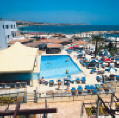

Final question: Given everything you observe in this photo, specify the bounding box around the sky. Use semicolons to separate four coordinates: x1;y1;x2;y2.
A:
0;0;119;25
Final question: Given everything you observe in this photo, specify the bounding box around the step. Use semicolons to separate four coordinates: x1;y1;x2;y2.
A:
27;100;34;102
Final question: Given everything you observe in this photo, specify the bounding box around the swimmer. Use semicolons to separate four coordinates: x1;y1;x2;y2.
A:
65;58;70;62
47;62;52;64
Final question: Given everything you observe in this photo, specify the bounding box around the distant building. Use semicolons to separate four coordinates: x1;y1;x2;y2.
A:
0;18;17;49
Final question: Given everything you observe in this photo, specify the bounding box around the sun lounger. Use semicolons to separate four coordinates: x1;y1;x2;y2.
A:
90;85;99;94
95;84;102;90
71;87;77;95
75;77;80;84
116;75;119;81
102;63;105;68
85;85;90;90
85;85;91;94
67;75;74;83
77;85;83;94
90;69;96;74
82;77;86;84
96;76;101;82
70;79;74;84
49;80;54;86
105;68;110;72
101;84;110;93
97;69;105;74
67;74;71;78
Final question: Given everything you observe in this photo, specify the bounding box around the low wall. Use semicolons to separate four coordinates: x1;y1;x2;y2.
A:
38;94;112;103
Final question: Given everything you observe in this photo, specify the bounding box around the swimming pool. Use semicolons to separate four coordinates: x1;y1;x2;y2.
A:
40;55;82;79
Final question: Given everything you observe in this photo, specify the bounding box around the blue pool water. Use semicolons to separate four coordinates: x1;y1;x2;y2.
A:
40;55;82;79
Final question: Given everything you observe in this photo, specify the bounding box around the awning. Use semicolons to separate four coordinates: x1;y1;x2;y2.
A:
0;42;39;73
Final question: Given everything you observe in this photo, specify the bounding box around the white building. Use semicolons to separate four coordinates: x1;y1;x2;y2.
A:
0;19;17;49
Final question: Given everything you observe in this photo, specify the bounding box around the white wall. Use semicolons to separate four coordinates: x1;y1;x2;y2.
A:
0;21;7;49
0;20;17;49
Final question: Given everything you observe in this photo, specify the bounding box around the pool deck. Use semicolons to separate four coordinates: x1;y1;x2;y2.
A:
28;47;102;93
33;55;41;73
27;45;119;97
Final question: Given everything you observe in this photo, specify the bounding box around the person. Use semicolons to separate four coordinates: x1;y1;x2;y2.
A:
58;80;61;90
48;62;52;64
65;58;70;62
39;77;44;84
67;81;70;90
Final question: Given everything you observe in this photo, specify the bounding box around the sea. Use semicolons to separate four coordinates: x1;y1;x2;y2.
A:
18;25;119;37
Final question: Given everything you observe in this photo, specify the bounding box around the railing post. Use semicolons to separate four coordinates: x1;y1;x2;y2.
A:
80;103;84;118
110;94;114;109
96;97;100;118
24;88;27;103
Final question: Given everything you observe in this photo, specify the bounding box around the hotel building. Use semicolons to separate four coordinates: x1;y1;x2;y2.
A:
0;18;17;49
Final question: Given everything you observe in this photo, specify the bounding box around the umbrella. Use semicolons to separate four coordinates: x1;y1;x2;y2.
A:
98;60;103;64
68;47;73;50
110;68;117;75
74;45;79;48
104;51;108;56
91;60;98;63
104;58;111;62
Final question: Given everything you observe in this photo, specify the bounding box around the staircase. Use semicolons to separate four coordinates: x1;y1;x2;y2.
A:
27;92;34;102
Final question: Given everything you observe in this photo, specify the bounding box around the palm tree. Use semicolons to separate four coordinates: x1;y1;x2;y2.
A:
92;35;104;57
21;27;24;32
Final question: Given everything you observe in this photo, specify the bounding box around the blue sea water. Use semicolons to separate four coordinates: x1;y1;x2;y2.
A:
18;25;119;34
40;55;82;79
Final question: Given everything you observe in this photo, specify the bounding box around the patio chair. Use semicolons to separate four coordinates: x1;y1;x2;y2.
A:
67;74;71;78
82;77;86;84
16;82;21;88
109;75;116;81
105;68;110;72
85;63;89;69
67;75;74;83
116;75;119;81
90;85;99;94
21;82;27;88
2;83;6;89
70;79;74;84
101;84;110;93
96;76;101;82
97;69;105;75
90;69;96;74
71;87;77;95
49;80;54;87
85;85;91;93
75;77;80;84
95;84;102;89
6;83;10;88
10;83;16;88
67;50;72;54
79;60;83;64
77;85;83;94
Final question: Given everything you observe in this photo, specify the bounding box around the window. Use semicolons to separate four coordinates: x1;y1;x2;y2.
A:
3;25;4;29
6;25;9;29
6;35;10;38
11;25;13;28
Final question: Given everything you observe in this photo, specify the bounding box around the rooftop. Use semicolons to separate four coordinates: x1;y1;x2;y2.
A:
72;40;89;45
47;43;62;48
